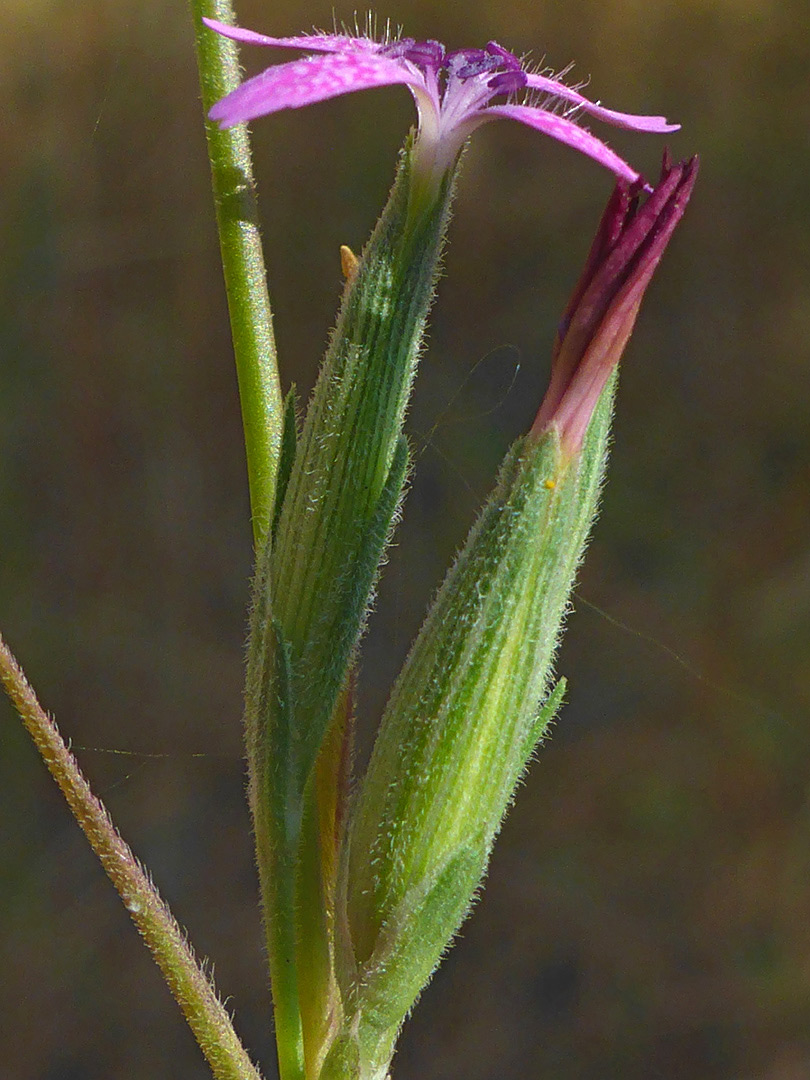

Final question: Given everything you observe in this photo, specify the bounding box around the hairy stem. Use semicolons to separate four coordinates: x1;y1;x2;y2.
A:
0;633;264;1080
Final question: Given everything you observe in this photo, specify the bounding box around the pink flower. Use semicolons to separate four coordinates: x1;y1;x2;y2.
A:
532;151;699;455
204;20;679;185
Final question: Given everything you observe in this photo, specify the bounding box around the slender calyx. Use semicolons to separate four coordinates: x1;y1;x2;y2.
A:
203;19;678;185
244;119;457;1080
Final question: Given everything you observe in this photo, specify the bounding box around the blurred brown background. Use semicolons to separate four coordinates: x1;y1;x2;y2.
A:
2;0;809;1077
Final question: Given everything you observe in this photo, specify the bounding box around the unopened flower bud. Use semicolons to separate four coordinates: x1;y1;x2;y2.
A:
328;155;697;1080
533;151;698;455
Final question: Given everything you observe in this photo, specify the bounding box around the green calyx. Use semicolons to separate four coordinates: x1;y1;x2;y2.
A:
269;141;456;793
244;142;457;1080
328;375;617;1079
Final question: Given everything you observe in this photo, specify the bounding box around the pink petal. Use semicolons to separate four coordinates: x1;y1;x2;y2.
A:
209;51;419;128
487;104;643;183
524;73;680;133
202;18;372;54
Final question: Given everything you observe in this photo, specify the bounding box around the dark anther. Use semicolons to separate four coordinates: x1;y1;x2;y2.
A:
488;70;527;95
485;42;523;70
380;37;416;59
448;49;503;80
403;39;446;68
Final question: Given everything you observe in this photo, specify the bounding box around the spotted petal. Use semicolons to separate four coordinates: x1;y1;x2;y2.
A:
209;51;420;129
524;73;680;133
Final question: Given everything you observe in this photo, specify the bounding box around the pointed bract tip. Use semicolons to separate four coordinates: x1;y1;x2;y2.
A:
340;244;360;282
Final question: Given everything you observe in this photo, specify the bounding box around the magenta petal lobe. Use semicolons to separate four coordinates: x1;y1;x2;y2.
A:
208;52;420;128
201;19;369;54
524;73;680;133
488;104;642;183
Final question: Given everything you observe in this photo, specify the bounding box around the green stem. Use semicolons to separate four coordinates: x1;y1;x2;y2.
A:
189;0;282;547
0;633;264;1080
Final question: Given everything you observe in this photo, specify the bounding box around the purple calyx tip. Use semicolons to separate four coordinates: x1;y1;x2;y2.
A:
532;151;699;454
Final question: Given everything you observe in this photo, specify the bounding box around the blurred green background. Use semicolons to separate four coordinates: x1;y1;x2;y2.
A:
2;0;809;1077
